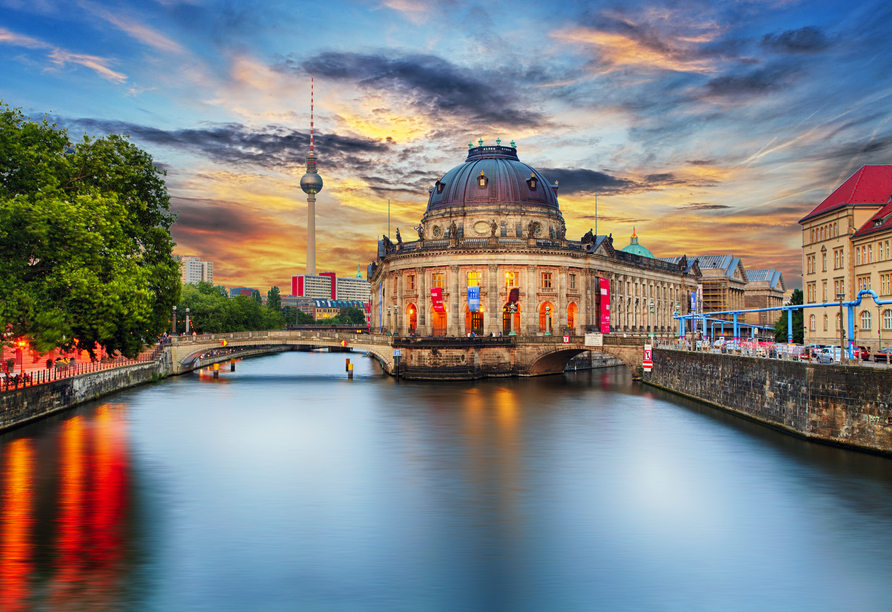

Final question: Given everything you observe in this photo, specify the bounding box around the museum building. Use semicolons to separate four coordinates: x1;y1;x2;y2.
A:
368;141;702;337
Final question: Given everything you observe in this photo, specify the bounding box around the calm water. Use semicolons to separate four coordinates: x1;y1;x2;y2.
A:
2;351;892;611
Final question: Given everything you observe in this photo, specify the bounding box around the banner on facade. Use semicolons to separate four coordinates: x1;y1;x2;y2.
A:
468;286;480;311
508;288;519;304
431;287;445;312
690;290;698;331
599;278;611;334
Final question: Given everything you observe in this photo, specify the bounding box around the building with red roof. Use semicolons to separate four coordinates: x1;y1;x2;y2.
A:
799;164;892;349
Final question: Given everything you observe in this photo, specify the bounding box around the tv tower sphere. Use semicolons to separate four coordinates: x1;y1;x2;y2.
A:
300;162;323;194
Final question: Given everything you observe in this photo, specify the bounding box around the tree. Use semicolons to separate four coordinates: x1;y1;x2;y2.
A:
297;309;315;325
0;103;180;357
174;283;284;334
774;289;804;343
339;306;366;325
267;286;281;311
251;289;262;305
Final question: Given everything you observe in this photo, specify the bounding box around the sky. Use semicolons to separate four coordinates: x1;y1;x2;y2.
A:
4;0;892;292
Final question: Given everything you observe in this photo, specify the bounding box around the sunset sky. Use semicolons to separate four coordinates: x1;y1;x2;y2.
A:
4;0;892;292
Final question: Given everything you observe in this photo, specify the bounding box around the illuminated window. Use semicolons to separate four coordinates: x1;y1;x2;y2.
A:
477;171;488;189
540;272;553;289
432;272;445;288
505;271;518;288
467;271;481;287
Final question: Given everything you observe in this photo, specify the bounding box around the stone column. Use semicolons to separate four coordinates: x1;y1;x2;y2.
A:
488;264;499;334
417;267;427;335
449;264;460;336
558;266;568;334
523;265;537;334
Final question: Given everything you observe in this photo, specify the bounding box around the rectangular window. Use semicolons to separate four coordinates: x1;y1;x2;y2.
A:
569;273;576;290
505;271;518;288
857;247;862;265
467;271;481;287
822;281;827;302
869;245;873;263
407;275;415;291
432;272;445;288
540;272;553;289
394;277;398;292
822;252;827;272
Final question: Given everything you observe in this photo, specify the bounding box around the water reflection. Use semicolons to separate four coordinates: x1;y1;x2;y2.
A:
0;405;136;611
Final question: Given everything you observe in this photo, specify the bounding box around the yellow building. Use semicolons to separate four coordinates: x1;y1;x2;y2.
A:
799;165;892;349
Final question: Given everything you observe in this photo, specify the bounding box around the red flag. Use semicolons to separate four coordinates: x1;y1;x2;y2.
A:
431;287;445;312
508;288;519;304
599;278;610;333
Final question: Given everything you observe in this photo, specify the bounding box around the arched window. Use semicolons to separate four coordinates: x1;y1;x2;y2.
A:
884;309;892;331
861;310;872;331
809;314;816;331
823;314;828;331
567;302;578;332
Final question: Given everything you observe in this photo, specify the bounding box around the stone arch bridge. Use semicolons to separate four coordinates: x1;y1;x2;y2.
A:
164;330;648;380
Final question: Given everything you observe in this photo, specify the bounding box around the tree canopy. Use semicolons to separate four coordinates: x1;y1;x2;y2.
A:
174;282;283;333
0;103;180;357
774;289;804;344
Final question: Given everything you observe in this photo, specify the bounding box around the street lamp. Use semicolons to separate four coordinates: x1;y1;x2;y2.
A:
185;307;191;334
837;292;846;364
387;306;391;335
172;305;177;336
544;305;551;335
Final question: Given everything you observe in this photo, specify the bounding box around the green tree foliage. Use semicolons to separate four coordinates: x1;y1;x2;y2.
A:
774;289;804;344
339;306;366;325
174;283;284;334
297;309;315;325
0;103;180;357
267;286;281;311
251;289;262;305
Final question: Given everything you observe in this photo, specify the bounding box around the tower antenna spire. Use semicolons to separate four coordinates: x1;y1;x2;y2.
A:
300;77;323;276
310;77;314;154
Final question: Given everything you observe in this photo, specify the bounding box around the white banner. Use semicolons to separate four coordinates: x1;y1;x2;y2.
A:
585;332;603;347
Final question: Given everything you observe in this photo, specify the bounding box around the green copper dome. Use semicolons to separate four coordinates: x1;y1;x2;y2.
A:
620;228;654;258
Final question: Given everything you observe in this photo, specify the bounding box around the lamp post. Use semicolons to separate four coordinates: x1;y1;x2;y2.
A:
387;306;391;335
837;292;846;364
172;305;177;336
649;299;655;342
509;303;517;336
544;305;551;335
185;307;191;334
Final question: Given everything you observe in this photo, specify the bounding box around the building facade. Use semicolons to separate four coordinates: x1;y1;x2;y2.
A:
176;255;214;285
800;165;892;349
368;142;701;337
743;269;786;326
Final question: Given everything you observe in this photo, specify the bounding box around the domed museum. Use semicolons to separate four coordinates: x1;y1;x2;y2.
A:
368;141;701;337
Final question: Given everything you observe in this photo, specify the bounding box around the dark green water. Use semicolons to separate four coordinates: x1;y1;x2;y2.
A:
2;350;892;611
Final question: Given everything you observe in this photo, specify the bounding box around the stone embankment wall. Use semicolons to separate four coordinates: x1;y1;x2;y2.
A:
645;349;892;455
0;362;159;432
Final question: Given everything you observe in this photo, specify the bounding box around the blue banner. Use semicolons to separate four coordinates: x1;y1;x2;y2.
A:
468;286;480;312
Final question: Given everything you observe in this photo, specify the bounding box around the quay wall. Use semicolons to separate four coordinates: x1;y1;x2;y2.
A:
645;349;892;455
0;361;159;432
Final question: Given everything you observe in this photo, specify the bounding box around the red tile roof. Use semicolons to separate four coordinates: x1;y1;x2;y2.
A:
853;201;892;238
799;165;892;223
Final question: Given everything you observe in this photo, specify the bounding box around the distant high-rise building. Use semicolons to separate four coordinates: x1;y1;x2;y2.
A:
176;255;214;285
292;274;333;299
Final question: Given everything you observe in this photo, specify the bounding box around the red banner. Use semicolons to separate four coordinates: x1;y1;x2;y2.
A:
508;288;519;304
599;278;610;333
431;287;445;312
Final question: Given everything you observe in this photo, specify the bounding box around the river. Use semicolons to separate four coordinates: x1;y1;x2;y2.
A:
1;350;892;611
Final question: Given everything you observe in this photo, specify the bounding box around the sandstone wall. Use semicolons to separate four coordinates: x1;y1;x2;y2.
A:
0;362;159;432
646;349;892;454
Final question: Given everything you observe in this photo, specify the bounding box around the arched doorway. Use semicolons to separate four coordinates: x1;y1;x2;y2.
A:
538;301;555;334
567;302;578;334
406;303;417;335
431;306;447;337
465;304;484;336
502;303;521;335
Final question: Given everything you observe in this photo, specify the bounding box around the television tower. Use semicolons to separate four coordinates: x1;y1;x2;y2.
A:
300;77;323;275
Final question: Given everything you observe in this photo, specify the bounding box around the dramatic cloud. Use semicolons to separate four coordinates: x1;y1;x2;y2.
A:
538;167;635;195
291;52;548;128
762;27;832;54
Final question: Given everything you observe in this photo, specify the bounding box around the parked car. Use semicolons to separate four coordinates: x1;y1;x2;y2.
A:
874;347;892;363
853;346;870;360
800;344;824;360
818;346;841;364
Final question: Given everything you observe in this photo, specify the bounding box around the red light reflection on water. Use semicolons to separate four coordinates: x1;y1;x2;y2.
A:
0;404;133;609
0;439;34;612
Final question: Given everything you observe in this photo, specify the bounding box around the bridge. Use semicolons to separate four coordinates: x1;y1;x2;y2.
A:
165;330;650;379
